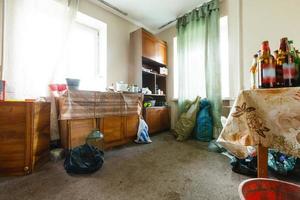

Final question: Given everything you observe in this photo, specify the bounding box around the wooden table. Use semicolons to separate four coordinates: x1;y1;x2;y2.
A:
217;88;300;178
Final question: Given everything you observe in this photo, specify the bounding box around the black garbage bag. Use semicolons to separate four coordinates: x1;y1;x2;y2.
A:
64;144;104;174
230;156;257;177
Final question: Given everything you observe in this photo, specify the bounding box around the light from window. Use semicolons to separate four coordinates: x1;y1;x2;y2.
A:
173;37;178;99
220;16;230;98
67;12;107;91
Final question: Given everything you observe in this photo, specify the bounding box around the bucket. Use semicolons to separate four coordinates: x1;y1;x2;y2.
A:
66;78;80;90
239;178;300;200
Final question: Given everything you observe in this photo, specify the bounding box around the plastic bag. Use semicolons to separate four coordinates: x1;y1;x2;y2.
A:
135;118;152;144
194;99;213;142
174;96;201;141
64;144;104;174
268;149;297;175
230;156;257;177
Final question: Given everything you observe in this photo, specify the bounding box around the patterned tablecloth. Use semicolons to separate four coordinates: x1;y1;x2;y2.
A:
217;87;300;159
58;90;143;120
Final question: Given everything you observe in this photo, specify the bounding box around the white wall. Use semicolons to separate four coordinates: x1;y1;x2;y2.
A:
241;0;300;89
78;0;138;87
156;26;177;128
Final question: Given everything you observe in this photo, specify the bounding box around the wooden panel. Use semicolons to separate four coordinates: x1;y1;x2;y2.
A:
160;107;170;131
144;107;170;134
0;102;27;175
142;30;157;61
69;119;96;149
258;144;268;178
156;41;167;65
100;116;124;143
59;120;69;149
0;102;50;176
126;115;139;138
144;108;161;134
32;103;51;169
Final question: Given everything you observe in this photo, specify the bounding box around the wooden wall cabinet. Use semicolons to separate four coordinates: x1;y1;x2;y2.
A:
144;107;170;134
60;115;139;150
0;102;50;176
141;29;167;66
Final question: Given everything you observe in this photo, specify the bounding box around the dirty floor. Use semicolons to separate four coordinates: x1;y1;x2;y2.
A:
0;133;255;200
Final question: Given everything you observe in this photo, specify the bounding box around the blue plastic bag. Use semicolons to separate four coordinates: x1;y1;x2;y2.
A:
134;118;152;144
194;99;213;142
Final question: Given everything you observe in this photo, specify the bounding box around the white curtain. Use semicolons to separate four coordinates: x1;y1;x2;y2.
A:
3;0;79;99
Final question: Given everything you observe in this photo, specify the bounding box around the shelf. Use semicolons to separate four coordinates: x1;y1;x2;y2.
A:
144;94;166;97
142;70;167;78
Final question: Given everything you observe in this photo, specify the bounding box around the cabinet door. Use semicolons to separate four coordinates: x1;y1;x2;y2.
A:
156;41;167;65
142;31;157;61
101;116;124;143
160;108;170;131
69;119;96;148
126;115;139;138
0;103;28;175
144;108;161;134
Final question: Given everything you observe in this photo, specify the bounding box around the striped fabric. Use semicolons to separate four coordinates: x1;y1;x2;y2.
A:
58;91;143;120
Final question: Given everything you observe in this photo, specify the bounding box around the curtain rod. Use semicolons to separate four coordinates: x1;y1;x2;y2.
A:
158;0;217;30
97;0;128;16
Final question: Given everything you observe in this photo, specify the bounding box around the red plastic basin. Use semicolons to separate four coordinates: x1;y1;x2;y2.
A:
239;178;300;200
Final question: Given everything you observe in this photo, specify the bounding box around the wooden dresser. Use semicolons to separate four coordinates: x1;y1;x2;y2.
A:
0;101;50;176
58;91;142;149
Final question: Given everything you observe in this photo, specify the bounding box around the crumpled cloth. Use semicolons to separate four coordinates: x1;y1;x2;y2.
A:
217;87;300;159
58;90;143;120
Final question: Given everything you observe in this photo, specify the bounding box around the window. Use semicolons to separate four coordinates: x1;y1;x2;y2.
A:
173;16;230;100
67;12;107;91
173;37;178;99
220;16;230;98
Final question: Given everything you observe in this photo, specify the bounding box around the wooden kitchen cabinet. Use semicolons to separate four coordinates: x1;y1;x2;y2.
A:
126;115;140;138
156;40;167;65
60;119;97;149
60;115;140;150
144;107;170;134
141;29;167;65
0;102;50;176
99;116;124;143
142;30;157;62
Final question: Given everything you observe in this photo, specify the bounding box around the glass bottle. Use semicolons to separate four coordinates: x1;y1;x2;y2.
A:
258;41;276;88
289;40;299;86
279;38;296;87
274;50;283;87
250;54;258;89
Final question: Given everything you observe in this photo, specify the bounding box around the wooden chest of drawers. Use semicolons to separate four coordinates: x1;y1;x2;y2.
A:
0;102;50;176
59;115;140;150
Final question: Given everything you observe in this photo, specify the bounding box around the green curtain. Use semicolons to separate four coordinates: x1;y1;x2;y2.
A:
176;0;222;138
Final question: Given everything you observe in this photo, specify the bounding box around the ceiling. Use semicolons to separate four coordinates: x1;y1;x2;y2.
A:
89;0;209;33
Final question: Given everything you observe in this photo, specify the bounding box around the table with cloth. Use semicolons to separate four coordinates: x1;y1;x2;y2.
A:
217;87;300;177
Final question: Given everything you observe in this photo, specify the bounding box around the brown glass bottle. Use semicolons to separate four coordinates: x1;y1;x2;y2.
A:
258;41;276;88
274;50;284;87
278;37;296;87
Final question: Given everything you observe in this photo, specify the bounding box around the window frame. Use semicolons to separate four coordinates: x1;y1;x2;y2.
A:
73;12;107;89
